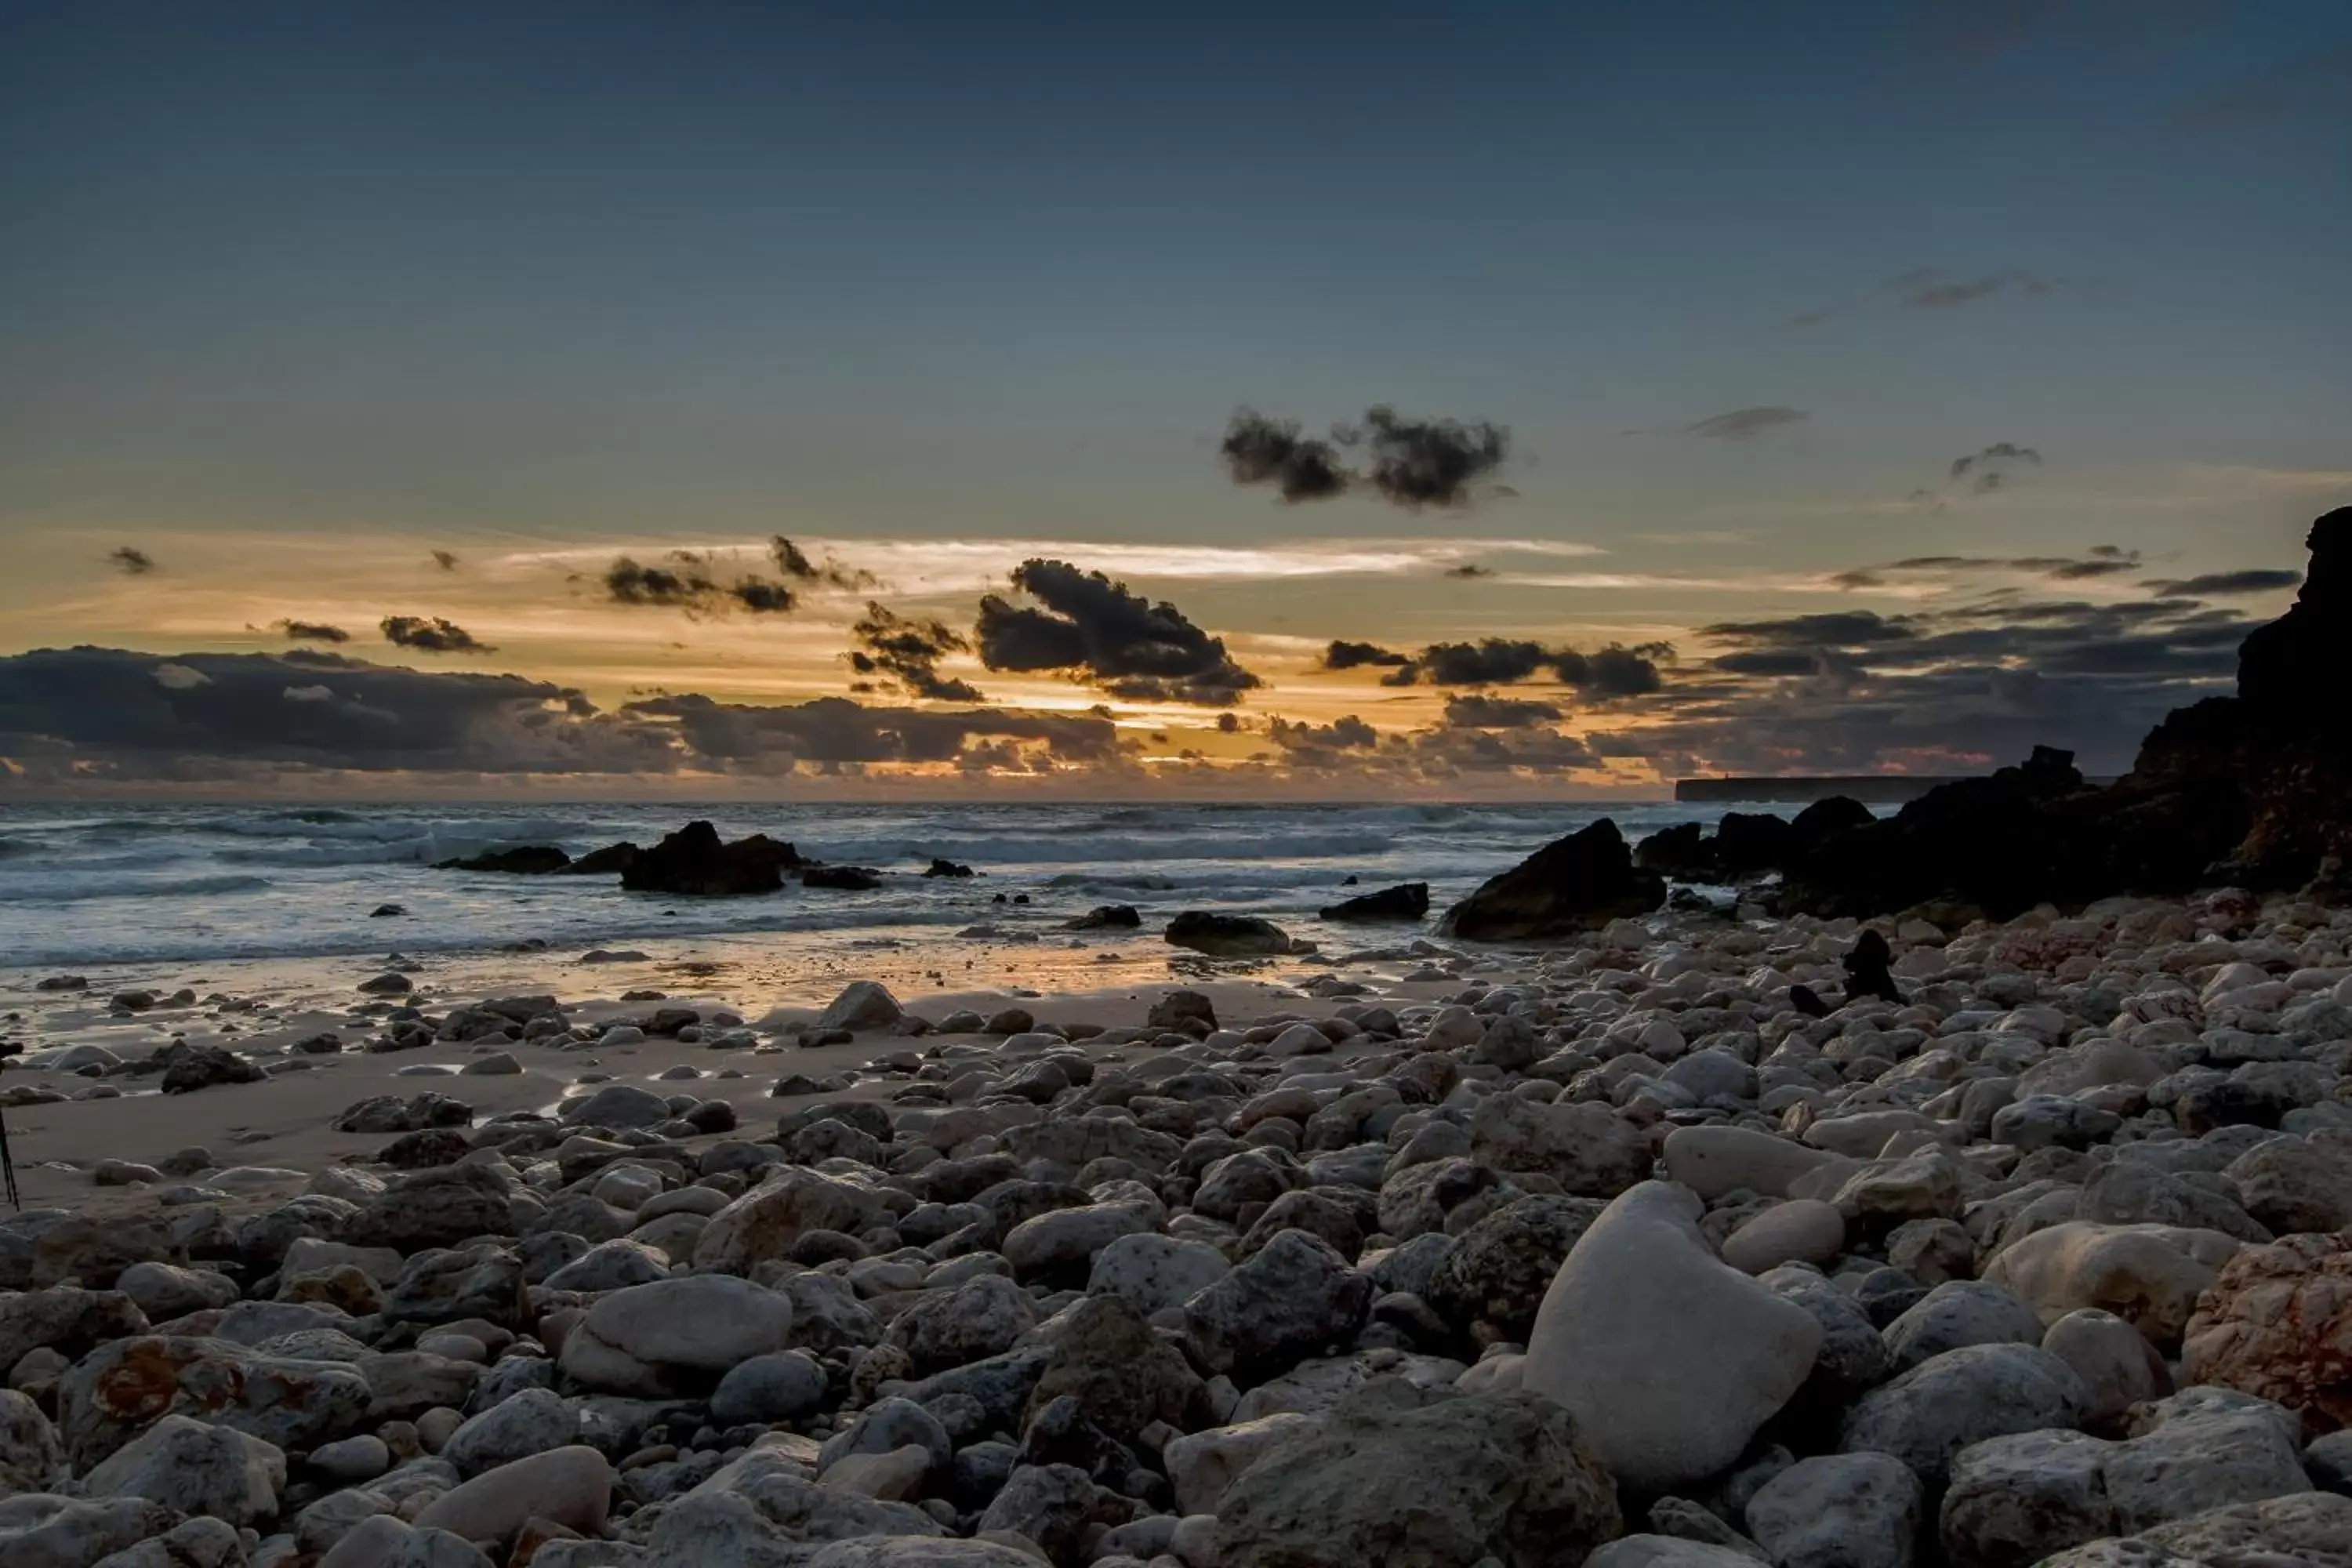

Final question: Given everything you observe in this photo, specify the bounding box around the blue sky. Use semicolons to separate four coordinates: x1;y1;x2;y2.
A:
1;1;2346;792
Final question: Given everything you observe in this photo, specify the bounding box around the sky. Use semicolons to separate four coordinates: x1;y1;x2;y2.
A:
2;0;2347;797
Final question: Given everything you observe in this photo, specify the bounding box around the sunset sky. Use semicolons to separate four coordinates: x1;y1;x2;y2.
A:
3;1;2347;796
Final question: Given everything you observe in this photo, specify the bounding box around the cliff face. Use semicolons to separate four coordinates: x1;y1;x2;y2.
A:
2125;506;2352;887
1779;507;2349;918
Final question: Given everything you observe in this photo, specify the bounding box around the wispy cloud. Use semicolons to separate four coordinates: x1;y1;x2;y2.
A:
1685;406;1809;441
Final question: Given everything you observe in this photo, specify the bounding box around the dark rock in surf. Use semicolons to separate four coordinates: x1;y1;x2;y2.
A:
1439;819;1666;942
620;822;794;897
924;858;976;878
1319;883;1430;923
436;845;571;874
1065;905;1142;930
562;841;643;876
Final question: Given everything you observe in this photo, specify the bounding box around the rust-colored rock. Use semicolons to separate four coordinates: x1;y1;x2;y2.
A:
2182;1230;2352;1438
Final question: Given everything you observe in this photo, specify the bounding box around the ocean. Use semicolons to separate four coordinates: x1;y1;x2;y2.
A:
0;800;1748;970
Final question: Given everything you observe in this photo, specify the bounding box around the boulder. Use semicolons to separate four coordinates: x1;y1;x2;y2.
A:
1212;1382;1621;1568
1163;912;1299;957
1881;1280;2048;1374
0;1495;181;1568
82;1414;283;1528
2182;1230;2352;1436
1982;1221;2241;1350
691;1169;882;1275
1745;1452;1922;1568
1837;1342;2088;1486
2034;1493;2352;1568
1470;1094;1652;1197
560;1275;792;1396
412;1446;612;1542
1720;1200;1846;1275
1439;818;1666;942
1084;1232;1229;1316
1319;883;1430;922
1025;1293;1205;1437
0;1389;66;1496
619;821;794;896
1663;1125;1849;1200
820;982;903;1033
1523;1182;1823;1493
157;1043;264;1094
1181;1229;1373;1378
346;1164;514;1254
1427;1194;1608;1341
58;1334;373;1468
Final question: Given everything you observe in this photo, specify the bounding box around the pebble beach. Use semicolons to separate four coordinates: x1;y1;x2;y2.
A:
4;865;2352;1568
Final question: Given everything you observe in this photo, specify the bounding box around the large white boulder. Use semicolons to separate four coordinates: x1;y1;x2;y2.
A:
1523;1181;1823;1492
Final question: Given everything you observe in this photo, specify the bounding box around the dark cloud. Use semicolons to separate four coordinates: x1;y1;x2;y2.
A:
1325;637;1667;698
1713;649;1832;677
1686;406;1809;441
1269;714;1380;751
1443;694;1563;728
605;554;719;608
975;558;1260;706
1829;570;1886;590
0;646;1138;784
1704;611;1918;648
274;620;351;644
604;550;797;615
1903;270;2057;310
1221;406;1509;510
1320;639;1414;671
2143;568;2304;597
380;615;495;654
1220;412;1351;503
1555;644;1670;696
108;546;156;575
770;536;878;592
728;578;797;613
1948;441;2043;478
850;602;985;702
1348;405;1510;510
1880;550;2140;581
431;550;459;572
1790;267;2066;328
0;646;661;782
1410;724;1598;774
623;691;1119;769
1443;563;1494;579
1624;583;2258;778
1416;639;1549;685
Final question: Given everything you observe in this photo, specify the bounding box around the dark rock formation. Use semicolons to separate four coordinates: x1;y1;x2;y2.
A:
619;822;797;896
1163;912;1300;956
157;1042;265;1094
1842;930;1903;1004
1439;819;1665;942
802;866;883;891
436;845;571;874
561;841;643;876
924;858;976;878
1319;882;1430;922
1065;905;1142;930
1769;508;2347;917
